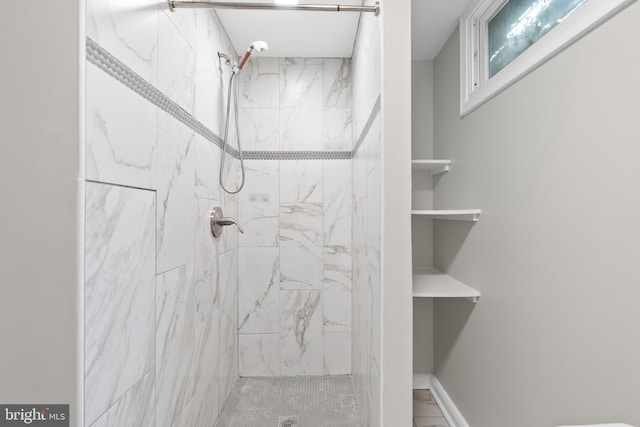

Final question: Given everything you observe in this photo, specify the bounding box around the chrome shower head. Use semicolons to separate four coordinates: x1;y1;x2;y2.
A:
238;40;269;71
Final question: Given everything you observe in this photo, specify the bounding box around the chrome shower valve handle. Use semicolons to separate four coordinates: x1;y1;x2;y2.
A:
210;207;244;238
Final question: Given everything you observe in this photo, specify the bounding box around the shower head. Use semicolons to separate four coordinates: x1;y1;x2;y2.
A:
238;40;269;71
249;40;269;53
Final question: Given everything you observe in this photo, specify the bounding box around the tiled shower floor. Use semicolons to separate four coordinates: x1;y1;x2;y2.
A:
413;389;450;427
214;376;361;427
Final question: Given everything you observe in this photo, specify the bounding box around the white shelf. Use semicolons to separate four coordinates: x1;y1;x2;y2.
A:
411;209;481;221
413;268;480;303
411;160;451;175
413;373;432;390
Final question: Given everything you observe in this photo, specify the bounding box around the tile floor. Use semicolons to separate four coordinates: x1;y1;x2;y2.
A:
413;389;450;427
215;376;361;426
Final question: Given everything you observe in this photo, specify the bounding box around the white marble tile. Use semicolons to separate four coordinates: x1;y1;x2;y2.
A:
194;14;223;135
323;108;353;151
352;9;381;140
156;264;196;427
280;160;323;203
239;247;280;333
279;104;323;151
280;58;323;108
239;334;281;377
87;0;158;84
219;145;242;198
280;290;323;376
280;203;323;290
239;57;280;108
218;249;238;408
280;57;324;65
359;391;371;427
238;160;279;247
323;246;352;332
323;332;351;375
85;182;155;425
238;108;279;151
90;369;155;427
353;135;369;200
370;362;381;427
323;59;352;108
159;1;196;50
194;10;235;136
194;135;221;202
176;313;220;426
323;160;352;246
195;197;220;324
86;64;157;190
158;12;196;115
366;122;382;287
156;112;196;274
220;187;240;254
370;252;382;369
367;113;382;178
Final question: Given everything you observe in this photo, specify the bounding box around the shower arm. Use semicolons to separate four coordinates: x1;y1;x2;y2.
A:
168;1;380;15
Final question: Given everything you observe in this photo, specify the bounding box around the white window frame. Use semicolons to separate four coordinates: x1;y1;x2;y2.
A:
460;0;636;116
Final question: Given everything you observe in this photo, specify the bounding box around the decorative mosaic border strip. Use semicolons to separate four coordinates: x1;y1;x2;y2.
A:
352;95;381;156
86;37;238;157
86;37;365;161
243;151;351;160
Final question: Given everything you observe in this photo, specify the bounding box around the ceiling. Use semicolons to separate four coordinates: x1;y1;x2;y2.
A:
411;0;473;60
215;0;474;59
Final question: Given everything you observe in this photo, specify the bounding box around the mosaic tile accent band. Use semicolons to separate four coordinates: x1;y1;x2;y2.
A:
87;38;378;161
86;37;237;157
243;151;351;160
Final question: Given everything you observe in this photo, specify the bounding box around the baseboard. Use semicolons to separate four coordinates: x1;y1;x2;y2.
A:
427;375;471;427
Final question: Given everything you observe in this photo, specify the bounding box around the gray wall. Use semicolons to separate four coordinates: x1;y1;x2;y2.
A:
0;2;80;425
433;2;640;427
412;60;435;376
412;60;435;267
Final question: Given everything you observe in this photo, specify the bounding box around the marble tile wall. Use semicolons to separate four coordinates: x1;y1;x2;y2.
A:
351;1;382;426
237;58;353;377
85;1;240;426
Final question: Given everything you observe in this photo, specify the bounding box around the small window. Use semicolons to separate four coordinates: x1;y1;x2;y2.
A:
487;0;587;77
460;0;635;116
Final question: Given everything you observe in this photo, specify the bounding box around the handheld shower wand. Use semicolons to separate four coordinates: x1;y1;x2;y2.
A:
218;40;269;194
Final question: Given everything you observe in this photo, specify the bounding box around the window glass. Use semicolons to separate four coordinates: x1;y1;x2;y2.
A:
488;0;587;77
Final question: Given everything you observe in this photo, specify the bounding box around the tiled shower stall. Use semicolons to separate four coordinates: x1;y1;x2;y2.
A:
83;0;381;425
236;57;353;377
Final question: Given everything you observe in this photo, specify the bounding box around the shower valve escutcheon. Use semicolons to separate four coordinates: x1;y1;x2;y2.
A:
210;207;244;238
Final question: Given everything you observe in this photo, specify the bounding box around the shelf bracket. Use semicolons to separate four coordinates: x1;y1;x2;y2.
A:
432;164;450;176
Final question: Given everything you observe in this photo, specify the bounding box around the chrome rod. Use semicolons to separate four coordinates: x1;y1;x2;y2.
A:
168;1;380;15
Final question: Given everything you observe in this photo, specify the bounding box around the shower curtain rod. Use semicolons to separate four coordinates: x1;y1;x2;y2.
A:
168;1;380;15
